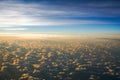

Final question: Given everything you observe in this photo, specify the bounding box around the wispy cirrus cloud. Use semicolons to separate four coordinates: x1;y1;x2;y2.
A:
0;0;119;28
0;0;120;35
1;28;27;31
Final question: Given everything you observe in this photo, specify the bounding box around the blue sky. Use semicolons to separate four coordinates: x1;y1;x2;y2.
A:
0;0;120;36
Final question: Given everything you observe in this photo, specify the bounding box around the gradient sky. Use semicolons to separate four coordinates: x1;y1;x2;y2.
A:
0;0;120;36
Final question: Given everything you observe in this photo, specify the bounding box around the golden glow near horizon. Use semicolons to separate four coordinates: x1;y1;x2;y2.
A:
0;33;120;39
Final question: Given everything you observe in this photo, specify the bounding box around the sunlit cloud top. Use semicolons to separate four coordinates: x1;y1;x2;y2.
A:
0;0;120;36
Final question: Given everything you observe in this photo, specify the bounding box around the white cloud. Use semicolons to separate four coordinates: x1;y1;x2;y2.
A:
0;28;27;31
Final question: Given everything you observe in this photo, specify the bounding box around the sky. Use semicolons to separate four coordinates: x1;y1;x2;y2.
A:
0;0;120;37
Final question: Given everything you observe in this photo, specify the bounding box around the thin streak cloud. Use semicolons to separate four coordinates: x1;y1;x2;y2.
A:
1;28;27;31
